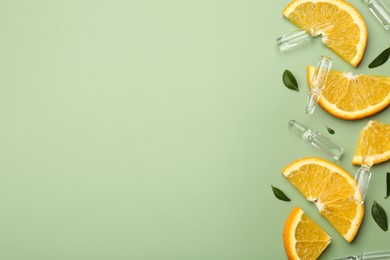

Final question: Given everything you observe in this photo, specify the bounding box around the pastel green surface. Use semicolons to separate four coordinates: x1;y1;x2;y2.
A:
1;0;390;259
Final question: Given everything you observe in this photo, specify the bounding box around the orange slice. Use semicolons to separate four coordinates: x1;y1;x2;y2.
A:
284;207;331;260
307;66;390;120
353;120;390;165
282;157;364;242
283;0;368;67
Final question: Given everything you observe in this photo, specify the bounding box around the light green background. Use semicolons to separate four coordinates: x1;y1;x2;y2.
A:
1;0;390;259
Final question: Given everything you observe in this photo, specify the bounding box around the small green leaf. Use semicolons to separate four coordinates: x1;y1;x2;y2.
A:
386;172;390;199
368;47;390;69
372;200;388;231
282;70;299;91
271;185;291;201
326;126;335;135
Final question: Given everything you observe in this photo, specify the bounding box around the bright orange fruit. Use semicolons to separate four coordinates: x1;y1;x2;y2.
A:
307;66;390;120
284;207;330;260
283;0;368;67
353;120;390;165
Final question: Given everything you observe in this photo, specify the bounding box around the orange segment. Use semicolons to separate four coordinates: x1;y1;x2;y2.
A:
283;0;368;67
282;157;364;242
284;207;330;260
353;120;390;165
307;66;390;120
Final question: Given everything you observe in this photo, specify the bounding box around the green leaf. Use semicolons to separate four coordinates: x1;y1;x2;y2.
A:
271;185;291;201
326;126;335;135
372;200;388;231
386;172;390;199
368;47;390;69
282;70;299;91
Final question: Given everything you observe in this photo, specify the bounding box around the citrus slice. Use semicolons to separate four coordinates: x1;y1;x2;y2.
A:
307;66;390;120
282;157;364;242
284;207;331;260
282;0;368;67
353;120;390;165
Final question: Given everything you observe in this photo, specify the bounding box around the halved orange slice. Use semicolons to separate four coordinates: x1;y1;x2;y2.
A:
284;207;331;260
353;120;390;165
307;66;390;120
283;0;368;67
